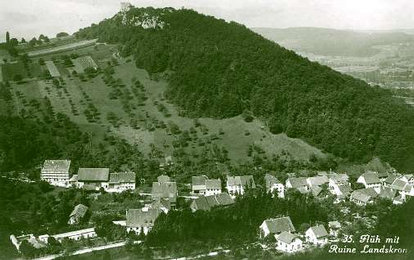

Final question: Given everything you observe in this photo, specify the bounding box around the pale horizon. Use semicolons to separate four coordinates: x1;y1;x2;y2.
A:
1;0;414;42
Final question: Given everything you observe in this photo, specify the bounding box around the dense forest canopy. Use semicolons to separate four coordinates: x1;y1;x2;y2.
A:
75;8;414;172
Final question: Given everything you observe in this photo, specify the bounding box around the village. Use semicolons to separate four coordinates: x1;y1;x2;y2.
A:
8;157;414;258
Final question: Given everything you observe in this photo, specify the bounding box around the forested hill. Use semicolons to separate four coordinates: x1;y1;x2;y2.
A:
76;7;414;172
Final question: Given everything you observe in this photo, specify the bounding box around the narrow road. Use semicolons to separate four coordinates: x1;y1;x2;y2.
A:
34;240;141;260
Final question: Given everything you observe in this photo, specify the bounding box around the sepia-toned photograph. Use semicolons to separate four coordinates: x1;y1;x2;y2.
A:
0;1;413;259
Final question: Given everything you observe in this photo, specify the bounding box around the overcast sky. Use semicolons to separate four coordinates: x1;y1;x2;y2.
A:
1;0;414;42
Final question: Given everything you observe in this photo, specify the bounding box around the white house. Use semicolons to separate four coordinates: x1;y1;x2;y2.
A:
264;174;285;198
306;175;329;188
40;160;71;187
350;188;378;206
259;216;296;238
191;176;222;196
276;231;303;253
328;221;342;238
390;178;414;199
328;174;350;196
305;225;329;246
383;175;398;188
151;175;178;205
226;175;255;197
285;177;309;193
126;208;161;235
76;168;110;190
191;175;208;194
205;179;222;196
105;172;136;193
357;172;381;193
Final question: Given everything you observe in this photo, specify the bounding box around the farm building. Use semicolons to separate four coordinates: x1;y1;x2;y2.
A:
190;193;234;212
151;175;178;204
106;172;136;193
68;204;89;225
126;208;162;235
259;216;296;238
45;60;61;77
40;160;71;187
76;168;110;190
226;175;256;197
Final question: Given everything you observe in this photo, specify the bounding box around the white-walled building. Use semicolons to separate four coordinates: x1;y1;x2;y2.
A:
350;188;378;206
40;160;71;187
191;176;222;196
105;172;136;193
305;225;329;246
328;221;342;238
357;172;381;193
259;216;296;238
276;231;303;253
226;175;255;197
76;168;110;190
126;208;161;235
285;177;309;193
264;174;285;198
38;228;97;243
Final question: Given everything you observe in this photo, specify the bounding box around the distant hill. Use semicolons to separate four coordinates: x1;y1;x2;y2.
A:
74;8;414;172
252;27;414;57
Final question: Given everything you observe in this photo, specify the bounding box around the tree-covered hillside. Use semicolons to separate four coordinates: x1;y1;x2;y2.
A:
76;7;414;172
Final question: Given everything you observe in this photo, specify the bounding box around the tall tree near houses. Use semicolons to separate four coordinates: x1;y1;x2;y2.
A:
6;31;10;43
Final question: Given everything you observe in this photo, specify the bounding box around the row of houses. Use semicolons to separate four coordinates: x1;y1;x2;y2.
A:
40;160;136;193
351;171;414;205
259;216;341;253
285;170;414;206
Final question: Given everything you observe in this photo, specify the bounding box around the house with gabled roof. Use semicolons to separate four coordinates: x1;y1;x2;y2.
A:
151;175;178;204
305;225;329;246
41;160;71;187
328;174;351;197
276;231;303;253
144;199;171;214
378;187;397;201
376;171;389;182
357;172;381;193
68;204;88;225
191;176;222;196
350;188;378;206
190;193;234;212
126;208;161;235
259;216;296;238
285;177;309;193
393;195;405;205
384;175;398;188
205;179;222;196
226;175;255;197
328;221;341;237
76;168;110;191
401;174;414;185
106;172;136;193
264;174;285;198
306;175;329;188
191;175;208;194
